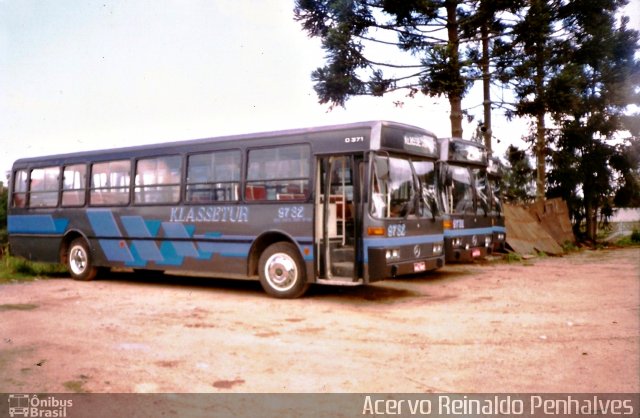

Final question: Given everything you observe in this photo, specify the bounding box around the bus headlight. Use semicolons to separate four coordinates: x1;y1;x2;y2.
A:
432;243;443;254
497;233;505;241
385;249;400;260
452;238;462;247
485;236;492;247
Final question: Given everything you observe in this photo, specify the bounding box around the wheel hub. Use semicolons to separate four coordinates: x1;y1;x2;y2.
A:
265;254;297;291
70;247;87;274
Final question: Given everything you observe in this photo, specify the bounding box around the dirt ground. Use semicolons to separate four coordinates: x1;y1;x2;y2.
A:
0;247;638;393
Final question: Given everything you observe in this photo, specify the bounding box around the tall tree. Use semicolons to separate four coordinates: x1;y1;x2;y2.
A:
496;0;569;202
546;0;640;241
294;0;501;138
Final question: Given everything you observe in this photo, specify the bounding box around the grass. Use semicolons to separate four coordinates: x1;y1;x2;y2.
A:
0;250;67;284
503;252;523;263
608;228;640;248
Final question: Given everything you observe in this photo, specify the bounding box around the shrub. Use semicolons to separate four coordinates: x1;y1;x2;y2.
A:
504;252;523;263
562;240;579;252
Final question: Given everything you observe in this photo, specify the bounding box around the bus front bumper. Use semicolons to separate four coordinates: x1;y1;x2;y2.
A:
447;246;491;263
367;251;445;282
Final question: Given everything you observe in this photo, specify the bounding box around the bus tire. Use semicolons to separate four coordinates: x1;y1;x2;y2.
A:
258;242;309;299
67;238;98;281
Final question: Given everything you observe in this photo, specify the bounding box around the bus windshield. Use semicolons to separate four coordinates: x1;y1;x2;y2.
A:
491;179;503;215
472;167;490;216
370;154;438;219
449;165;475;215
371;154;414;218
412;160;439;219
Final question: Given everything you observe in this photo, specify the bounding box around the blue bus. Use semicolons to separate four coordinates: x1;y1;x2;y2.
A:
8;121;445;298
438;137;495;262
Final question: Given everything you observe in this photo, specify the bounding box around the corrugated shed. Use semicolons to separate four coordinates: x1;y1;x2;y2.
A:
504;203;565;255
527;198;575;246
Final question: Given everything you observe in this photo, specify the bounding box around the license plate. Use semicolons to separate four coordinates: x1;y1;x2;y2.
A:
471;249;481;257
414;261;426;272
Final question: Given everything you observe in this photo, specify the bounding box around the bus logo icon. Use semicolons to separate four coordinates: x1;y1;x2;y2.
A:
7;394;30;417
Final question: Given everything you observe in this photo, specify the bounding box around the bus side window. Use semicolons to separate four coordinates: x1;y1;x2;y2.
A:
29;167;60;208
11;169;28;208
62;164;87;206
245;144;310;201
186;150;241;203
90;160;131;206
134;155;182;204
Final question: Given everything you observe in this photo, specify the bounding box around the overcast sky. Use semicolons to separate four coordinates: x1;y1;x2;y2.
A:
1;0;638;181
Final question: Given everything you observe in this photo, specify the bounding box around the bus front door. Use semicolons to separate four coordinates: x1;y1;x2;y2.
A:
316;156;359;283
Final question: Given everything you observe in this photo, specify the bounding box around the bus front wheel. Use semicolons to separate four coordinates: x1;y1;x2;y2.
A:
258;242;309;298
67;238;98;281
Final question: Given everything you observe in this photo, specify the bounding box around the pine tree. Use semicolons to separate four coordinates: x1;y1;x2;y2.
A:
294;0;516;138
495;0;569;202
546;1;640;241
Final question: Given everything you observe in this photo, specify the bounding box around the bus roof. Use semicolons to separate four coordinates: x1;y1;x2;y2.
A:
12;120;437;168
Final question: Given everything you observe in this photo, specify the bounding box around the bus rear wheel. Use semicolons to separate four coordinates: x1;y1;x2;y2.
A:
258;242;309;299
67;238;98;281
